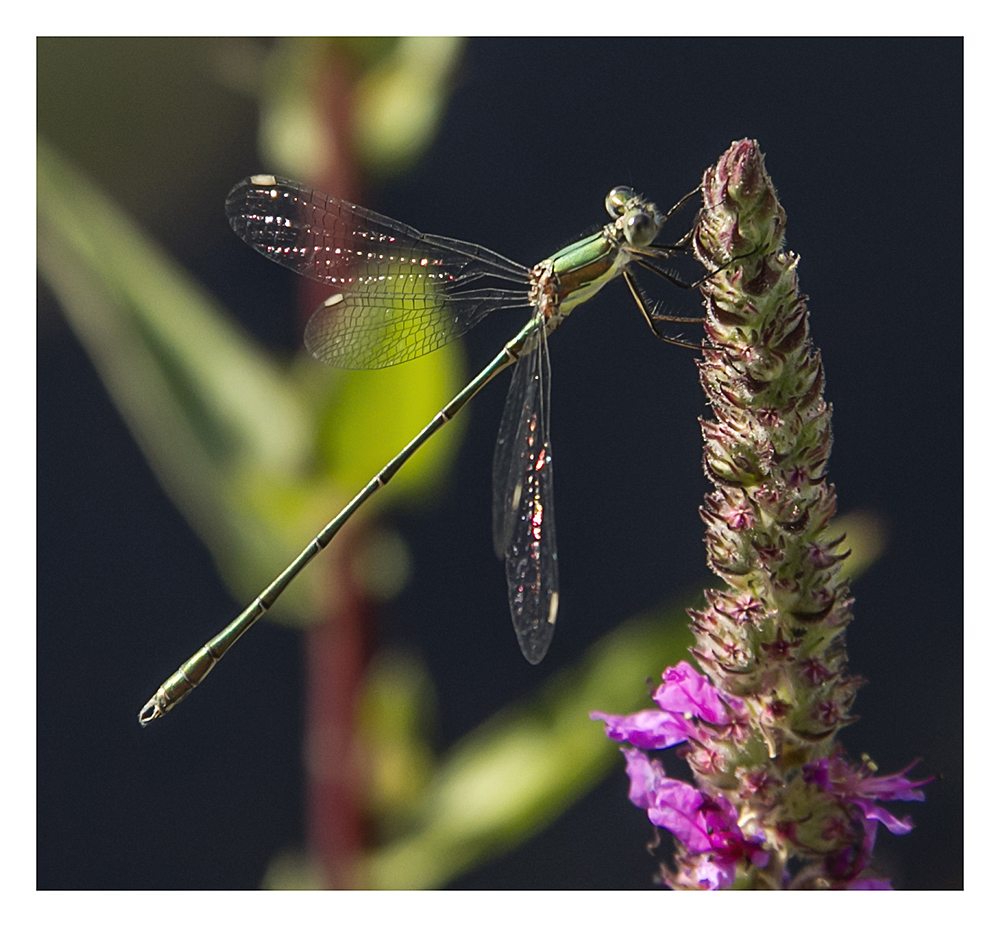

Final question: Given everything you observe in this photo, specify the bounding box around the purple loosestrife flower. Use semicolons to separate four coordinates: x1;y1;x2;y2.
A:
592;140;931;890
592;660;749;752
620;746;769;891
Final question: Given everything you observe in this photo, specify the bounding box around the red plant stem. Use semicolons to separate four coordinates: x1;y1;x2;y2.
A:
299;48;369;889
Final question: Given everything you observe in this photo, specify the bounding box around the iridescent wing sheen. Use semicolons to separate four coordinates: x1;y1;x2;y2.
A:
225;176;530;369
491;328;558;664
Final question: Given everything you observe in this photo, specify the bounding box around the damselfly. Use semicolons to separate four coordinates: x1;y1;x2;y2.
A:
139;175;705;725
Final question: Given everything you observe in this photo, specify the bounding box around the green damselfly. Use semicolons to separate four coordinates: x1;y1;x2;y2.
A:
139;175;704;725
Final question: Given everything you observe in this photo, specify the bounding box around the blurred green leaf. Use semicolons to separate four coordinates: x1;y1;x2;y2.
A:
259;37;465;181
359;604;693;889
38;135;304;544
353;37;466;176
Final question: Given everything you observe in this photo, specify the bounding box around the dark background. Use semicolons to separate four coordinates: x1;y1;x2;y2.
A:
37;38;962;889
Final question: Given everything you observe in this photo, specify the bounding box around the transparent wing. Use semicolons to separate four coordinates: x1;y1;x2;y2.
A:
491;328;559;663
226;176;531;369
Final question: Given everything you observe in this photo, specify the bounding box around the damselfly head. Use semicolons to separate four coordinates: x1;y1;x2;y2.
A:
605;186;664;249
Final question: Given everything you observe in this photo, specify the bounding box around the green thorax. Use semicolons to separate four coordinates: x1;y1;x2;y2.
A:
540;228;627;319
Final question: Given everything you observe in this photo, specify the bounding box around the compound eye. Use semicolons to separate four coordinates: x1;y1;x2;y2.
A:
624;209;656;247
605;186;635;217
